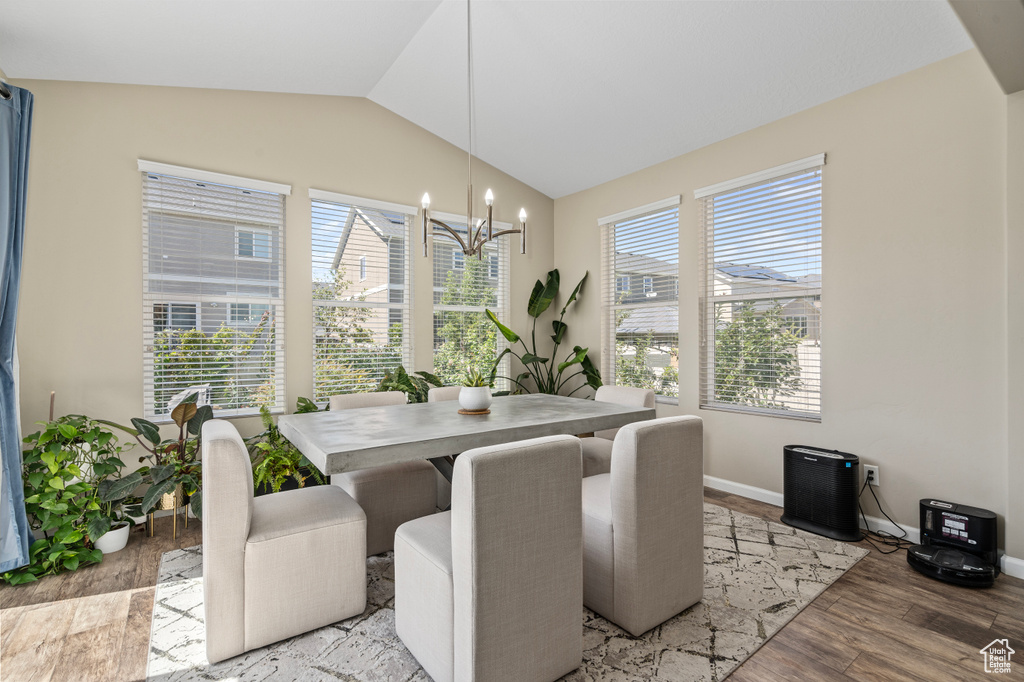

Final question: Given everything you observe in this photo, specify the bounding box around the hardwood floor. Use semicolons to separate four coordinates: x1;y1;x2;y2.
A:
2;492;1022;681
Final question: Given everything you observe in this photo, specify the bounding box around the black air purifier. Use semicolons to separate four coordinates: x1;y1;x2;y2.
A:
781;445;860;542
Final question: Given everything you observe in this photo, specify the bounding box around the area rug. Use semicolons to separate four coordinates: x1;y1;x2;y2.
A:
146;503;868;681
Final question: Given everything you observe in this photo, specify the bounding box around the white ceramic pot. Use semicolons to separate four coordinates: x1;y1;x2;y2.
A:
94;523;130;554
459;386;492;412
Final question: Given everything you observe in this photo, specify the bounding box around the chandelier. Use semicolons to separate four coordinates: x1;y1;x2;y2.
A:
421;0;527;259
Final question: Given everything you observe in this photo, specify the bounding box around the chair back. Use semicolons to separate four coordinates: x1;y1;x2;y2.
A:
329;391;407;411
451;435;583;681
201;419;256;663
427;386;462;403
609;415;703;634
593;385;655;440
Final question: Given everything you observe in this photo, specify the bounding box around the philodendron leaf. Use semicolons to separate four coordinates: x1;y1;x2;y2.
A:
414;371;444;387
521;353;549;365
97;471;143;502
188;405;214;435
131;418;161;446
527;269;560;318
171;402;197;428
559;271;589;316
190;493;202;521
551;320;568;345
87;515;111;541
558;346;590;374
149;465;175;484
485;309;520;343
140;479;177;514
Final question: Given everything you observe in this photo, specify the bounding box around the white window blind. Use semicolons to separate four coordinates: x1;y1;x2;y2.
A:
697;158;823;420
432;214;510;388
311;195;414;402
142;170;286;419
601;201;680;403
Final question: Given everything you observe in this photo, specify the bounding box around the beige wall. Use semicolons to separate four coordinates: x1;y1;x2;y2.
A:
555;51;1011;545
14;80;554;438
1007;90;1024;558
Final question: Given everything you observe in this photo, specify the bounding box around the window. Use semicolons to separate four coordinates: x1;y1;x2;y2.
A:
141;161;288;418
600;197;680;403
229;303;271;324
452;250;465;271
310;190;414;403
432;213;510;387
237;228;272;260
696;154;823;420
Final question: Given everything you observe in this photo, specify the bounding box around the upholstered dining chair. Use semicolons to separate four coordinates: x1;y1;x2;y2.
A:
579;385;655;477
202;420;367;664
394;435;584;682
329;391;437;556
581;415;704;637
427;385;462;403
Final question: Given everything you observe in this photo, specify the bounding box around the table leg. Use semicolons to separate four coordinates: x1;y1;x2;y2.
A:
429;456;457;512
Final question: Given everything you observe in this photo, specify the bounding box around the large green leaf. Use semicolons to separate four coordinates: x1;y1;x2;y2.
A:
558;271;588;316
141;479;177;514
581;352;603;389
187;405;214;435
485;309;520;343
97;471;143;502
551;320;567;345
521;353;549;365
87;515;111;541
131;418;161;446
558;346;590;374
414;371;444;387
190;492;203;520
527;269;560;318
488;348;512;385
171;402;197;428
149;464;175;484
295;396;321;414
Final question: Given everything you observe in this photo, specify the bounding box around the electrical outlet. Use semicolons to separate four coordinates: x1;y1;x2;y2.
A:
864;465;880;487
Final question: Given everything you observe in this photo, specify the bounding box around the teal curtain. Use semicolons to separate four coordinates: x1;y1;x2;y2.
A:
0;85;33;573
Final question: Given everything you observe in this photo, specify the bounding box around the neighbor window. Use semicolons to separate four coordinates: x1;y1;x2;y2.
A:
696;154;823;420
141;163;288;418
310;190;414;403
432;212;510;388
600;198;680;403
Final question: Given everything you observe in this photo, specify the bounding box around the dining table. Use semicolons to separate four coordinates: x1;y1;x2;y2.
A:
277;393;656;481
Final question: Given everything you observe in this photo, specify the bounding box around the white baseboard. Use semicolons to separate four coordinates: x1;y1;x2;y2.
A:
703;474;1024;580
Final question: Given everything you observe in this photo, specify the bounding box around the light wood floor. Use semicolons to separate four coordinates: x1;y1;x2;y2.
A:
2;492;1022;681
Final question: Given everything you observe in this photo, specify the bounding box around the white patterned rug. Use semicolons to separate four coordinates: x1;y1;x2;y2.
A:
147;503;867;681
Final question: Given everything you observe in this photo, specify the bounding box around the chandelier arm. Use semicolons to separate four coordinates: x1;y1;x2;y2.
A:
429;219;471;254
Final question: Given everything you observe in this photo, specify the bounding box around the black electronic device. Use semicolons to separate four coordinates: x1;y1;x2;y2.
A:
907;499;999;588
780;445;860;542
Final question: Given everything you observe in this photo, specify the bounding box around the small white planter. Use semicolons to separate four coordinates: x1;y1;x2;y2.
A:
94;523;130;554
459;386;492;412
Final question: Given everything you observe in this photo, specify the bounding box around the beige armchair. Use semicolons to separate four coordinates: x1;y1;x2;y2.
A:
395;435;583;682
201;420;367;664
329;391;437;555
427;386;462;402
581;415;704;636
580;385;655;477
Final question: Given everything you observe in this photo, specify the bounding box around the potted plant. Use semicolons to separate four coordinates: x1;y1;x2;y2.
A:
248;406;324;495
107;393;212;520
459;367;493;412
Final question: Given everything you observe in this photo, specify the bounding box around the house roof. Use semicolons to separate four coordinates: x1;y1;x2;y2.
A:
332;207;406;269
715;262;797;283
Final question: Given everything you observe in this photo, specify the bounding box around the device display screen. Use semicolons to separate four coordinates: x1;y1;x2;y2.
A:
941;512;976;545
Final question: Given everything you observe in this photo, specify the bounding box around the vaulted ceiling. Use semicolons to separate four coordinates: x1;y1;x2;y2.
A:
0;0;972;198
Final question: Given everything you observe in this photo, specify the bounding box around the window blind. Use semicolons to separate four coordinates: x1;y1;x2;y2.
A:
431;214;510;388
698;161;823;420
601;202;680;402
311;195;415;402
142;170;286;419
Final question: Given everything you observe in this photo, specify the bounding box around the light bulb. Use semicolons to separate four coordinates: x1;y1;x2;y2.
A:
421;193;431;209
519;208;527;222
485;189;494;206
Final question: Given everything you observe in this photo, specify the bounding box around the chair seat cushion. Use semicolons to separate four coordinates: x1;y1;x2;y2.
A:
395;512;455;682
580;437;614;478
248;484;365;544
581;474;615;620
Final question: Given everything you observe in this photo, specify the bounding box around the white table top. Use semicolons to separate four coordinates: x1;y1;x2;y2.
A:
277;393;655;475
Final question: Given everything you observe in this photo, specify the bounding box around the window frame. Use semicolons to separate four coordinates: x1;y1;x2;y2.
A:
695;154;824;421
235;226;273;261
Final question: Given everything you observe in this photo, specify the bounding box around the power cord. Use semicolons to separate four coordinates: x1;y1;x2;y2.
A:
857;479;915;554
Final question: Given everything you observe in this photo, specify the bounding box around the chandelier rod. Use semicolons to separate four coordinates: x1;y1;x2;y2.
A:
466;0;477;253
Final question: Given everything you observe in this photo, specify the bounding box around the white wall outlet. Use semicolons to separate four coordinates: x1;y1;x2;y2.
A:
864;465;880;487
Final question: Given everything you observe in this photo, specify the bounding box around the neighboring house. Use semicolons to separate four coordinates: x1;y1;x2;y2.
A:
713;262;821;342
